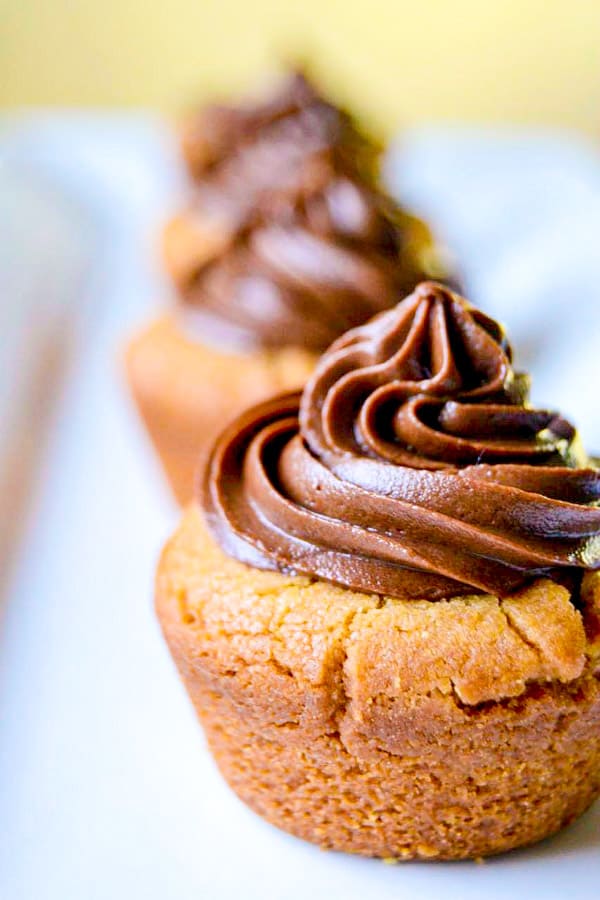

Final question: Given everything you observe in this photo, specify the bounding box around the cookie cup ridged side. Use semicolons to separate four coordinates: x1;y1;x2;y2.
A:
125;317;315;504
156;506;600;860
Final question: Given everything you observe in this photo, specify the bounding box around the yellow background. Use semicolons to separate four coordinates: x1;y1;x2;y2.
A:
2;0;600;135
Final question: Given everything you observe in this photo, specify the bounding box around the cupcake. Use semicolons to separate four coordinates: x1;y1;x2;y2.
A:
127;72;457;504
156;282;600;860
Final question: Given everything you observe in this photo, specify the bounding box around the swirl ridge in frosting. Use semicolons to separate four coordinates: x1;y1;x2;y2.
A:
170;72;456;353
202;282;600;601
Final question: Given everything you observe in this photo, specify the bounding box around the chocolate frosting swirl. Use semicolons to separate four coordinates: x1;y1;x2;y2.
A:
181;70;379;187
203;283;600;601
172;72;456;352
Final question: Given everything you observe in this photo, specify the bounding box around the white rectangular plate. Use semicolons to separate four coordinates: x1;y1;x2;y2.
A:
1;118;598;900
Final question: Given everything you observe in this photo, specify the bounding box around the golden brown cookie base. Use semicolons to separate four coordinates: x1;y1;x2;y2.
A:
198;677;600;860
125;316;315;504
156;507;600;859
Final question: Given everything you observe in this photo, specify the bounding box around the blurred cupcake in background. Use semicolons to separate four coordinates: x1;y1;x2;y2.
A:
127;69;459;504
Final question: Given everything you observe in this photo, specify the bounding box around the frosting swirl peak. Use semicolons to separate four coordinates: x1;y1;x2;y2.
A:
203;283;600;600
169;72;455;353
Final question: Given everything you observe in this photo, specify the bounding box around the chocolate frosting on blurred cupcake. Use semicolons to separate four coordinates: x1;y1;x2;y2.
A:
167;72;457;353
203;282;600;601
181;70;380;190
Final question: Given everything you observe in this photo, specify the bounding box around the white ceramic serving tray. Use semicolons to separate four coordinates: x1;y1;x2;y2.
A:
1;117;599;900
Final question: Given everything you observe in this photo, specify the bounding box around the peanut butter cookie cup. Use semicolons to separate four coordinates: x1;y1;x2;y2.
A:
157;283;600;859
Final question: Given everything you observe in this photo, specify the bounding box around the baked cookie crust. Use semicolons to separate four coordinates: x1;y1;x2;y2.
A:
156;506;600;859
